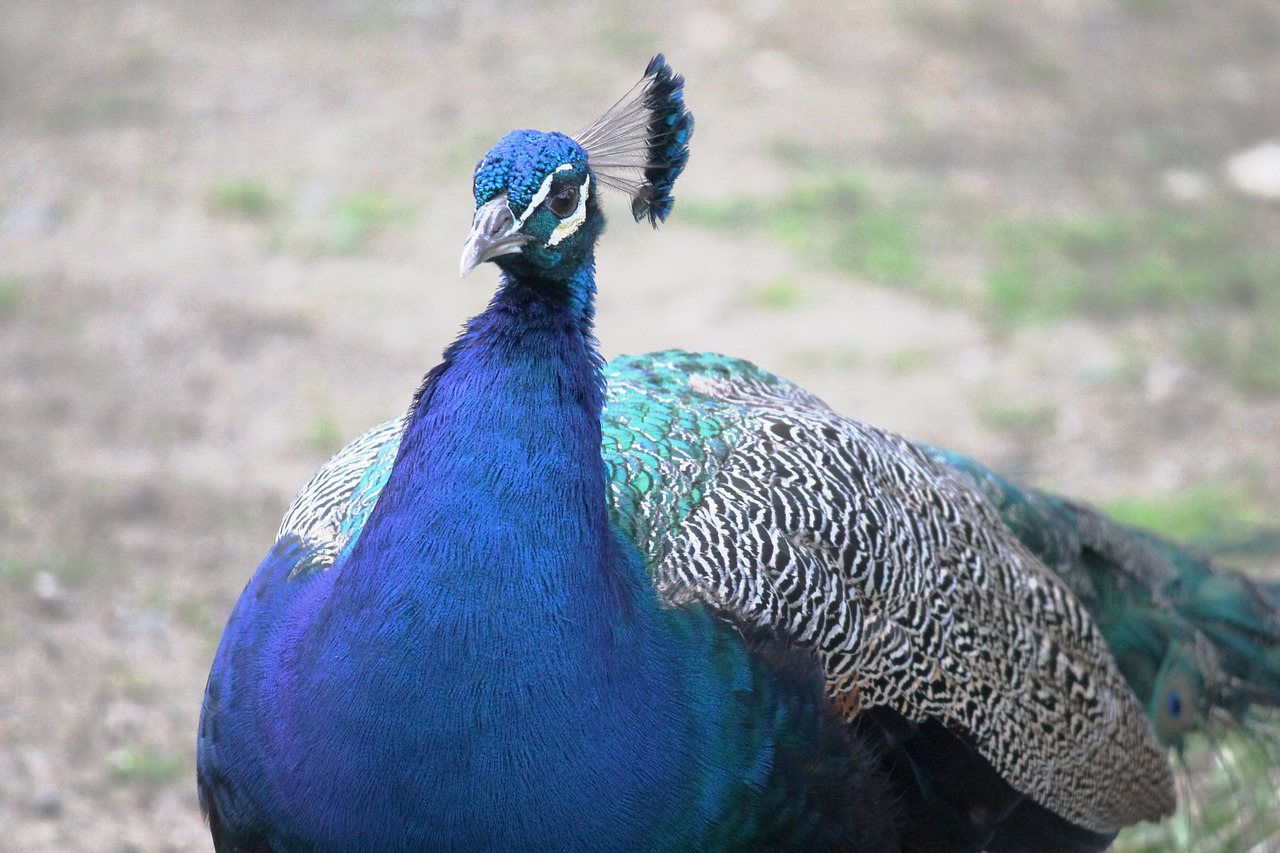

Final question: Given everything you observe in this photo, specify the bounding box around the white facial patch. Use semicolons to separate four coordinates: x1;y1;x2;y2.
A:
548;176;589;247
515;163;590;248
517;163;574;228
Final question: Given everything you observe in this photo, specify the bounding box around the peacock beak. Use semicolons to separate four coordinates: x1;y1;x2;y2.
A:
459;195;532;277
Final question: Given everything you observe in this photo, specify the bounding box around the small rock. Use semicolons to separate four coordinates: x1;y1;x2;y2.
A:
1225;141;1280;199
32;571;70;619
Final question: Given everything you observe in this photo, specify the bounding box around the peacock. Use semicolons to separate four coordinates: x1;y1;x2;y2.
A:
197;55;1280;852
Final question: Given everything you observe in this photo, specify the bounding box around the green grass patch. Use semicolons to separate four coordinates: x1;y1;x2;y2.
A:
767;176;923;285
679;198;757;231
981;209;1279;322
765;137;827;171
1;552;96;588
882;347;941;376
684;175;924;286
0;276;26;318
206;177;275;219
746;277;806;310
980;206;1280;392
1182;313;1280;395
302;412;345;456
49;552;96;586
0;549;103;600
327;192;416;253
108;746;188;786
0;555;37;587
977;401;1057;436
175;595;225;641
687;168;1280;393
1101;483;1265;544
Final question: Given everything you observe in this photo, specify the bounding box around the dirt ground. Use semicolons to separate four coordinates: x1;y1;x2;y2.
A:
1;2;1278;851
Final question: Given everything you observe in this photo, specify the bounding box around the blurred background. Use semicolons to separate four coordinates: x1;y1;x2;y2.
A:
2;1;1278;850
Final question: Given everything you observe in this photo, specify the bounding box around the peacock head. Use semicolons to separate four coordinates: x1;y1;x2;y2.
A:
460;54;693;283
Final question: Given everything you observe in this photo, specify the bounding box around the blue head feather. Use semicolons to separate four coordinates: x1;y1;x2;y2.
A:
472;130;587;214
464;130;599;292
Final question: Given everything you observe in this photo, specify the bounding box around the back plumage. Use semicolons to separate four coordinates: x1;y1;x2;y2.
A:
198;55;1280;852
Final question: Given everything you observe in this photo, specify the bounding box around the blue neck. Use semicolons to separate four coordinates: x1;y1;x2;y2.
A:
347;258;615;618
278;258;701;850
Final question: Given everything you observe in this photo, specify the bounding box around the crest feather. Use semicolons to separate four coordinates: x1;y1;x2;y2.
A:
574;54;694;227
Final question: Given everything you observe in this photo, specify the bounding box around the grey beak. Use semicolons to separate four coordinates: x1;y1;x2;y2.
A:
459;195;532;277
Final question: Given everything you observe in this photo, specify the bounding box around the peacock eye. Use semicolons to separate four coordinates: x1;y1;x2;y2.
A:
548;185;579;219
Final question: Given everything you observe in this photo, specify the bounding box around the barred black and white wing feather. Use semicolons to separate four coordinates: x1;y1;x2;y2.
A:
277;413;405;575
603;352;1174;841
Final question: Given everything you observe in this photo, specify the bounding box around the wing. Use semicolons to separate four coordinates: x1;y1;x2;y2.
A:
272;350;1174;837
601;351;1173;836
277;413;406;577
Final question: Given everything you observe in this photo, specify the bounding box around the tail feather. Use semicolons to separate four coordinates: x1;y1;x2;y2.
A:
1148;535;1280;721
926;445;1280;742
925;445;1280;850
